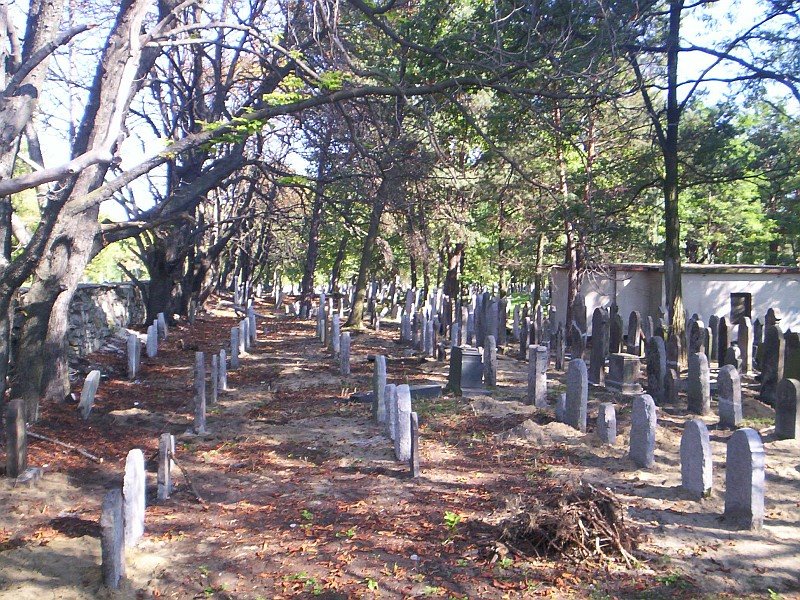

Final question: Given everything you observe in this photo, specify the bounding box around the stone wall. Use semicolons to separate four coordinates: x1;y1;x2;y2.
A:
67;283;147;358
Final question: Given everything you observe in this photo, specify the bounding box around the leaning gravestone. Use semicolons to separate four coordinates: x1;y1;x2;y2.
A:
646;336;667;404
680;419;712;499
589;307;609;385
395;385;412;462
527;345;548;408
410;412;420;478
687;352;711;415
483;335;497;387
5;398;27;478
78;370;101;420
760;324;785;405
373;355;387;422
101;489;126;589
597;403;616;445
629;394;657;469
775;378;800;439
123;449;146;547
724;428;765;530
339;332;351;376
718;364;742;428
565;358;588;432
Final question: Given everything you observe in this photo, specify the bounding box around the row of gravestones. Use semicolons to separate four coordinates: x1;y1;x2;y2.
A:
372;356;420;477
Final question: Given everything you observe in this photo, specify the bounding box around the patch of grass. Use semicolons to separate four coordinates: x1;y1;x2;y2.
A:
742;416;774;429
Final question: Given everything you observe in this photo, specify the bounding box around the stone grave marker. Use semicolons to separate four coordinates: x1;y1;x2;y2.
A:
665;368;679;404
597;402;616;445
627;311;643;356
78;370;101;420
340;332;351;376
373;355;387;422
498;298;508;347
123;449;146;547
5;398;27;478
738;317;753;374
724;428;765;530
565;358;588;432
231;327;240;368
101;489;126;589
527;345;548;407
410;412;420;478
554;322;565;370
330;314;341;355
760;324;784;405
211;355;219;404
240;319;249;353
194;352;206;434
219;349;227;391
646;336;667;404
607;353;643;394
680;419;712;499
157;433;175;501
718;364;742;428
717;316;730;366
157;312;168;340
724;344;742;372
629;394;657;469
689;319;705;354
556;392;566;422
395;385;412;461
687;352;711;415
519;317;530;358
146;324;157;358
127;334;139;380
609;305;622;354
666;333;681;372
385;384;398;440
589;307;609;385
570;321;586;359
775;378;800;439
483;335;497;387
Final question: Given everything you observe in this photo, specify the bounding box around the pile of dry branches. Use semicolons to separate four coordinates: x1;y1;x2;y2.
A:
497;481;640;565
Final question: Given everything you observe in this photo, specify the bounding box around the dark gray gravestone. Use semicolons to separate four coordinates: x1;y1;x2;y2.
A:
123;449;145;547
572;293;587;334
373;355;387;422
724;345;742;372
230;327;240;368
498;298;508;347
5;399;27;478
519;317;530;358
553;322;565;371
410;412;420;478
555;392;566;422
101;489;126;589
680;419;712;499
708;315;720;361
738;317;753;374
646;336;667;404
609;305;623;354
483;335;497;388
597;403;616;445
760;324;785;405
667;333;681;372
775;378;800;439
570;321;586;359
718;364;742;428
78;370;101;420
687;352;711;415
210;355;219;404
589;307;609;385
724;428;765;530
627;311;643;356
665;368;680;405
607;353;643;394
717;316;730;366
527;345;548;407
689;319;706;354
565;359;588;432
629;394;657;469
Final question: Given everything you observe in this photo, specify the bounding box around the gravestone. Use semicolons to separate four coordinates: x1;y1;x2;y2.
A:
665;368;679;404
78;370;101;420
466;311;475;346
554;322;565;370
230;327;240;368
219;349;227;391
512;305;520;341
373;355;387;422
680;419;712;499
724;344;742;372
738;317;753;374
717;316;730;366
646;336;667;404
565;358;588;432
498;298;508;347
570;321;585;359
627;311;643;356
486;298;499;345
211;355;219;404
766;307;780;328
240;319;249;353
571;293;587;333
146;324;157;358
330;314;341;355
385;384;398;440
760;324;785;405
410;412;420;478
101;489;126;589
689;319;706;354
123;449;146;547
5;399;27;478
589;307;609;385
666;333;681;372
127;334;139;380
483;336;497;387
687;352;711;415
718;364;743;428
248;309;257;344
597;403;616;445
775;378;800;439
339;332;351;376
157;433;175;501
753;318;764;347
395;385;412;462
519;318;530;358
607;353;643;394
724;428;765;530
609;305;623;354
708;315;720;360
445;346;483;395
157;312;167;340
194;352;206;434
475;294;486;349
555;392;566;422
527;345;549;407
629;394;657;469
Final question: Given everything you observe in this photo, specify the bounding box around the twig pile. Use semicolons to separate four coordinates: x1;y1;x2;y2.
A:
498;481;639;565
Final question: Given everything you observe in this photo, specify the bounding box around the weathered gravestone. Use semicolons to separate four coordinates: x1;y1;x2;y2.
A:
665;368;679;404
609;304;623;354
157;433;175;501
395;385;412;461
384;384;398;440
555;392;566;422
666;333;681;372
127;334;140;381
519;317;530;358
597;403;616;445
146;324;158;358
775;378;800;439
210;355;219;404
687;352;711;415
724;344;742;372
230;327;240;368
717;316;730;366
565;358;588;432
553;322;565;371
410;412;420;478
724;428;765;530
219;349;227;391
708;315;720;360
646;336;667;404
572;293;587;334
759;324;785;405
101;489;125;589
606;353;643;394
339;332;351;376
78;370;101;420
373;355;387;422
629;394;657;469
123;449;146;547
570;321;586;359
157;312;168;340
240;319;250;353
194;352;206;434
718;364;742;428
680;419;712;499
689;319;706;354
498;298;508;347
5;398;27;478
627;311;643;356
527;345;548;408
330;314;341;355
738;317;753;374
483;336;497;387
589;307;609;385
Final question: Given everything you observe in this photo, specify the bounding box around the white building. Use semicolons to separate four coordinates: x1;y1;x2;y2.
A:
551;263;800;335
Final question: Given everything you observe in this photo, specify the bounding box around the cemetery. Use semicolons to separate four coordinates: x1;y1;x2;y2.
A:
0;282;799;598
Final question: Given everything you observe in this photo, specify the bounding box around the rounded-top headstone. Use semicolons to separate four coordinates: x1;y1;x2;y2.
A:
775;378;800;440
724;428;765;529
717;364;742;428
123;449;146;547
680;419;712;499
629;394;657;469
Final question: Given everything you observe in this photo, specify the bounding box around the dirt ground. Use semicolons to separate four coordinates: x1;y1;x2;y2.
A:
1;297;798;599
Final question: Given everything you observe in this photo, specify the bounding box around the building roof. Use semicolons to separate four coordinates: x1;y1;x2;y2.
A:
551;263;800;275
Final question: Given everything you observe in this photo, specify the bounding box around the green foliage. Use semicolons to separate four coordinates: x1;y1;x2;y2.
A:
84;239;144;283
